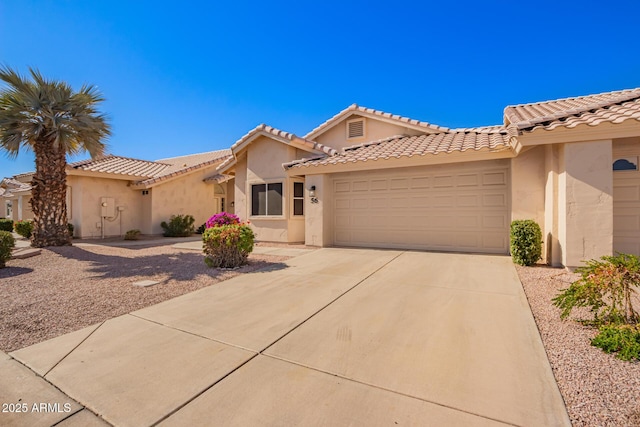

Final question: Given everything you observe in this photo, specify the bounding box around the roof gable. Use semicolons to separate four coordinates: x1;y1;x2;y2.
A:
304;104;450;140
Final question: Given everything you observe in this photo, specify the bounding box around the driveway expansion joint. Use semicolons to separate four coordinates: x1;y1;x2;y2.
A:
260;353;519;427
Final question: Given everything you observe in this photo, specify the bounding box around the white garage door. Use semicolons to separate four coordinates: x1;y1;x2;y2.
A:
613;164;640;256
333;160;510;254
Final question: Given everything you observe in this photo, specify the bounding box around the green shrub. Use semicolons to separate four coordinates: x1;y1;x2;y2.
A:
510;220;542;266
0;218;13;232
0;230;15;268
552;253;640;326
67;223;74;238
160;214;195;237
14;220;33;239
203;224;255;268
124;229;141;240
591;325;640;361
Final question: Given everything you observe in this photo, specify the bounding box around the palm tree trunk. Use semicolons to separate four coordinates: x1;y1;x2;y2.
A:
30;138;71;247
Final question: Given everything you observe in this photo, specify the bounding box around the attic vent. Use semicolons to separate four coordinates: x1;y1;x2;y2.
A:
347;119;365;139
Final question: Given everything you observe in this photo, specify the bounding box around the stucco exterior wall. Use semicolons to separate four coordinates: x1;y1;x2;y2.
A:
544;145;562;266
149;166;219;235
561;140;613;268
313;115;425;151
235;136;309;243
67;175;142;238
511;146;545;225
304;174;333;247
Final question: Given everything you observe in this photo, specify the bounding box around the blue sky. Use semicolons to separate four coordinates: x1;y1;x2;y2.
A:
1;0;639;177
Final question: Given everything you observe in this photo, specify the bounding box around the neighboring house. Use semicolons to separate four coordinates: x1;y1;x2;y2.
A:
218;88;640;268
1;149;232;238
1;174;34;221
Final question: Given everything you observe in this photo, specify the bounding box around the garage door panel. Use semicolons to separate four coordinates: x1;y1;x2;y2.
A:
457;174;479;187
371;180;388;191
614;184;640;202
335;181;351;192
614;168;640;256
410;177;430;189
333;161;510;254
614;213;639;231
482;171;507;186
483;194;507;207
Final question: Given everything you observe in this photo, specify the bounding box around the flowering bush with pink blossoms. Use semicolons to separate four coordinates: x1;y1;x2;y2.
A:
206;212;240;228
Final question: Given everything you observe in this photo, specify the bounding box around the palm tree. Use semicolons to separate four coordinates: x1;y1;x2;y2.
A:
0;67;111;247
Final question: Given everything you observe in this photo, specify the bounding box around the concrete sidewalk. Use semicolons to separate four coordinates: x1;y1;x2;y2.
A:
4;248;570;426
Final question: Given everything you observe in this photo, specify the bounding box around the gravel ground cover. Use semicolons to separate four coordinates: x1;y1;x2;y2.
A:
516;264;640;427
0;243;291;353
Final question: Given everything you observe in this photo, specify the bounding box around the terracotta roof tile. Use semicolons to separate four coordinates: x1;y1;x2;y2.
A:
66;149;233;187
69;156;171;177
504;88;640;132
284;130;511;169
232;124;338;156
304;104;450;139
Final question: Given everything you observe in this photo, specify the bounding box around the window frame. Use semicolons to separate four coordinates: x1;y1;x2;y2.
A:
249;180;284;218
292;181;304;217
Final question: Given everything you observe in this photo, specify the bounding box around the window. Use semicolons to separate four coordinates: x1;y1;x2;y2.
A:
613;157;638;171
142;190;149;195
293;182;304;216
251;183;283;216
221;197;225;212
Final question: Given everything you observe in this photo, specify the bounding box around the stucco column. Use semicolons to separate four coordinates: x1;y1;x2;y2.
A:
560;140;613;268
305;174;332;247
17;195;23;221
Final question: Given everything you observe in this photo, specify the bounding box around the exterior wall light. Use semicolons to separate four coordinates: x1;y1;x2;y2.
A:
309;185;318;204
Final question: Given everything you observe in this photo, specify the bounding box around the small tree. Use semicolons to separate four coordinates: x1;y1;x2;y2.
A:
0;67;110;247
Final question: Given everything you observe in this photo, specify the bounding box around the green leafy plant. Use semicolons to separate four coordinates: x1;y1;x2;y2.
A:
552;253;640;326
510;220;542;266
14;220;33;239
0;218;13;232
591;325;640;361
67;223;74;238
0;230;15;268
124;229;141;240
203;224;255;268
160;214;195;237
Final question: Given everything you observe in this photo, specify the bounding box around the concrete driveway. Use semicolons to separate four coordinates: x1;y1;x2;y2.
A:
6;248;570;426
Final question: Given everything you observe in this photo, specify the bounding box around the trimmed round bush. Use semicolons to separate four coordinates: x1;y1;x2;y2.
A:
203;224;255;268
0;230;15;268
14;219;33;239
510;220;542;266
0;218;13;232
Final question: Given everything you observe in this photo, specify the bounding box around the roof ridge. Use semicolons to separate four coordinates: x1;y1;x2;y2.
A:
505;87;640;109
155;148;232;162
303;104;450;140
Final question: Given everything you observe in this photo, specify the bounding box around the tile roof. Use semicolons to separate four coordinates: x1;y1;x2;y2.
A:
284;130;511;169
0;177;32;197
203;173;234;184
68;149;233;187
304;104;450;139
232;124;339;156
134;149;232;186
69;156;171;177
505;88;640;132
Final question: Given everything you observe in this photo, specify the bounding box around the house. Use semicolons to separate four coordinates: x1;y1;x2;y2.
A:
1;175;34;221
2;149;232;238
218;88;640;269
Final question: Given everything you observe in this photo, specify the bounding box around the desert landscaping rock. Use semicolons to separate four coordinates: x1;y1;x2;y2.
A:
516;264;640;427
